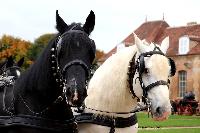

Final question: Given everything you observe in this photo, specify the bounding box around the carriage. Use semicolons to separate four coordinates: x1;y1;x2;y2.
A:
171;92;199;115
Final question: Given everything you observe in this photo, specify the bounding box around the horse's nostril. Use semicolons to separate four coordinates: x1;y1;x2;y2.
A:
156;107;161;114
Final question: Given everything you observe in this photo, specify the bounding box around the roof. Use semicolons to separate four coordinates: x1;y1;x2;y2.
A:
122;20;169;45
98;47;116;63
163;25;200;56
99;20;200;62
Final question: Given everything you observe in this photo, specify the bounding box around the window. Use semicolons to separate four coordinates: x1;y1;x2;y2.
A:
178;71;187;97
117;43;125;52
179;36;189;55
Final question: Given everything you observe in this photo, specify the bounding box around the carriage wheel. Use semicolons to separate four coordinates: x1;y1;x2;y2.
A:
182;105;193;115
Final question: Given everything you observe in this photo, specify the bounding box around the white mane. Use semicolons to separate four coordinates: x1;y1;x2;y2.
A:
85;45;138;115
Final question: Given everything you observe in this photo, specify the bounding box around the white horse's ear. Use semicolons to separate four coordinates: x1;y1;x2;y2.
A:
150;42;156;50
134;34;149;53
142;39;149;45
160;36;169;54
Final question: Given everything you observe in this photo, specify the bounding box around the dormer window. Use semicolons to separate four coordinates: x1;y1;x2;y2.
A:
117;43;125;52
179;36;189;55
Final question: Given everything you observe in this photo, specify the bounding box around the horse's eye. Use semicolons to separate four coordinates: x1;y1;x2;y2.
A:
144;68;149;74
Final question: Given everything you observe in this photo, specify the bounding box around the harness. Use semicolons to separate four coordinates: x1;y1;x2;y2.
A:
76;113;137;133
0;75;77;132
0;115;77;132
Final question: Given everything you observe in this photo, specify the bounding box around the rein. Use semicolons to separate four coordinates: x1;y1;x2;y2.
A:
84;103;149;114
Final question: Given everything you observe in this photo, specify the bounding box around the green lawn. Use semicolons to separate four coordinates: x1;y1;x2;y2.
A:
138;128;200;133
137;112;200;128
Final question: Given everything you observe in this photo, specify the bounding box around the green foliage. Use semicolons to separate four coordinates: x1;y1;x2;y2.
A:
27;33;55;62
34;33;56;45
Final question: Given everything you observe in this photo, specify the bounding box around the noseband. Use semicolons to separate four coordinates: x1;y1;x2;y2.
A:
62;59;91;80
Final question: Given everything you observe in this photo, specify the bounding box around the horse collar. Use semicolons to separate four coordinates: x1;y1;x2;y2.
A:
75;113;137;133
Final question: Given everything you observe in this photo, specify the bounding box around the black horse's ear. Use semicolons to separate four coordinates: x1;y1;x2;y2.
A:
17;57;24;67
83;10;95;35
6;56;14;68
56;10;68;34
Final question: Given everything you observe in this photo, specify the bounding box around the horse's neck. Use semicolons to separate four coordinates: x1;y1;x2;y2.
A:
15;43;60;107
85;46;138;117
13;43;73;119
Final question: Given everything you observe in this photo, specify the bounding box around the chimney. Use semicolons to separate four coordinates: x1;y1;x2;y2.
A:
187;22;197;26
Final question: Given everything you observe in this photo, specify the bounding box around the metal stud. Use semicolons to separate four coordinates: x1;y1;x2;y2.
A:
63;86;66;93
53;73;56;76
51;48;55;51
51;54;55;58
51;67;55;70
56;79;59;82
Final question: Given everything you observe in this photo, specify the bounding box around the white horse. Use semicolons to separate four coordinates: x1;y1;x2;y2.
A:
76;35;176;133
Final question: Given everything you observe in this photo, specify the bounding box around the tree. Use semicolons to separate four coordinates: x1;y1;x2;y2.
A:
90;49;105;75
0;35;31;67
95;49;105;61
27;33;55;62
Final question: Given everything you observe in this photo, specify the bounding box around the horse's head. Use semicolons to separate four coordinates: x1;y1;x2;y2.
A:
133;35;176;121
0;56;24;79
51;10;96;107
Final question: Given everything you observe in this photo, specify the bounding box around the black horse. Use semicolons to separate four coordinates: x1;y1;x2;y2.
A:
0;56;24;79
0;56;24;120
0;10;95;133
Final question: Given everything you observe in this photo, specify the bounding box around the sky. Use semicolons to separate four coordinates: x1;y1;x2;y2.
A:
0;0;200;53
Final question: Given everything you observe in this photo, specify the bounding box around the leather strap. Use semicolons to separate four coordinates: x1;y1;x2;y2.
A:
75;113;137;128
0;115;77;132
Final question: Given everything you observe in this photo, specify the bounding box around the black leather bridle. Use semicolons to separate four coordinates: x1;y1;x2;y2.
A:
50;26;93;106
128;46;175;104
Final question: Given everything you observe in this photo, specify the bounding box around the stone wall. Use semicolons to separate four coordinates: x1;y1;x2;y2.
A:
169;55;200;101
